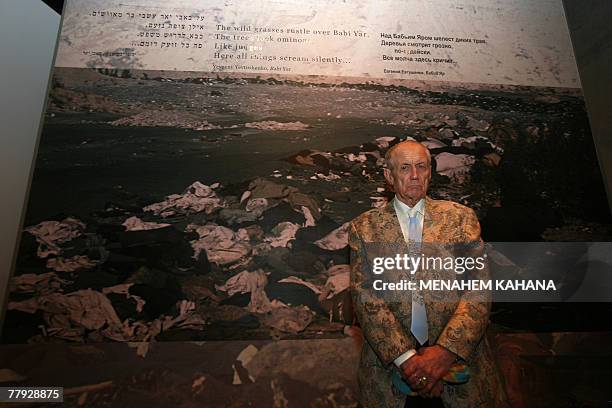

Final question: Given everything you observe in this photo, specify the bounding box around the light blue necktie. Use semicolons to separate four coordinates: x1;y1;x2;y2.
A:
408;214;428;345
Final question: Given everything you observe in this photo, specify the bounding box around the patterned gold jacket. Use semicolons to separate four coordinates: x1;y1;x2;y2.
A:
349;196;508;408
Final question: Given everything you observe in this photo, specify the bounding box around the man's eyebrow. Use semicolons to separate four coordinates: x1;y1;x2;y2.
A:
399;160;427;165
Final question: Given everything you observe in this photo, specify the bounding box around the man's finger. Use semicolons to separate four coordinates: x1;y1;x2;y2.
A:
428;381;444;398
418;376;436;396
406;373;422;389
418;378;441;398
409;372;433;392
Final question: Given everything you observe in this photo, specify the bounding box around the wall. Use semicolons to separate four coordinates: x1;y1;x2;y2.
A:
563;0;612;208
0;0;60;326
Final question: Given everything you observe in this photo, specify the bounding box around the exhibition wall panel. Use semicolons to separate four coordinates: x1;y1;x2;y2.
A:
4;0;610;346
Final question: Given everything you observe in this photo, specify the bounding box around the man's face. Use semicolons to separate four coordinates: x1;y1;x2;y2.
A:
383;143;431;206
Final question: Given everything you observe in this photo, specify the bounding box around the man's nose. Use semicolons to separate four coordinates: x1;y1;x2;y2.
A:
409;166;418;179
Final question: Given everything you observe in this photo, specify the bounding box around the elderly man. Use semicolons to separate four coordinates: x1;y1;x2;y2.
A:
348;141;507;407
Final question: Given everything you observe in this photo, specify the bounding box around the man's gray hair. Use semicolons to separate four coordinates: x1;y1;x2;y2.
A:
384;140;431;170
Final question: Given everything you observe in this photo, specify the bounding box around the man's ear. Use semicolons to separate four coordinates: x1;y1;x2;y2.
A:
383;168;393;186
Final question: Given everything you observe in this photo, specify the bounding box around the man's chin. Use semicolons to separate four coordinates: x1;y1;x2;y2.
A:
398;193;424;204
404;188;423;197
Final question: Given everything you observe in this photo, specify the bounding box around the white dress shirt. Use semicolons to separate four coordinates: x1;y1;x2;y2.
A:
393;196;425;244
391;196;425;367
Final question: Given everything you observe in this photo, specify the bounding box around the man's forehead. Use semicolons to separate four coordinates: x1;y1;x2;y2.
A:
391;146;429;163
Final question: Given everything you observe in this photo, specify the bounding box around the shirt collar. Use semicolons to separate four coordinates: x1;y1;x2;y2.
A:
393;196;425;218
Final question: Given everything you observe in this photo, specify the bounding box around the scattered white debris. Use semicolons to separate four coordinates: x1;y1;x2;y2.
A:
191;375;206;392
261;305;314;333
144;181;224;216
237;344;259;366
301;206;316;228
314;222;350;251
347;153;367;163
110;110;222;130
234;345;258;383
370;196;388;208
375;136;396;148
453;135;503;152
321;265;350;300
245;198;269;214
187;224;251;265
435;152;475;181
215;270;276;313
102;283;146;313
422;138;446;149
9;289;122;335
24;218;86;258
240;190;252;203
466;117;490;132
127;341;152;358
244;121;310;131
315;172;341;181
46;255;97;273
122;216;171;231
278;276;322;294
264;222;300;248
438;128;457;140
10;272;70;296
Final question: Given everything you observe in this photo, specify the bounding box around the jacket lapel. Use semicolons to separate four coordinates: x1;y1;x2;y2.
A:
379;200;404;243
381;196;436;243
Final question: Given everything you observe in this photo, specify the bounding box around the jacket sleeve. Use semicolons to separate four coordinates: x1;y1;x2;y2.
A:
349;221;415;366
435;208;491;362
